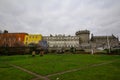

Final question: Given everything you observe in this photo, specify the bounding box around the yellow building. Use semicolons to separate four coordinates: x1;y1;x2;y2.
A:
24;34;42;45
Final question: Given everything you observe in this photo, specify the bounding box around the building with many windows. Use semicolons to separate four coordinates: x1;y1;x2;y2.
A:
43;34;79;50
43;30;91;50
43;30;119;51
0;29;119;52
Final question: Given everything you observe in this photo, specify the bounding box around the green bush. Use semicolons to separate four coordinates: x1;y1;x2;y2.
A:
110;49;120;55
0;47;31;55
103;48;120;55
70;47;76;53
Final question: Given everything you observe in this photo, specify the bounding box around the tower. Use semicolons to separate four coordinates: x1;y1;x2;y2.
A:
75;30;90;43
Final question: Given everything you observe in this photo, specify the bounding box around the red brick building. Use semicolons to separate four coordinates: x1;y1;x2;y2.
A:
0;33;28;47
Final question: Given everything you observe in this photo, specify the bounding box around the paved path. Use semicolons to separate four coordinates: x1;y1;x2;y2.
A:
10;64;50;80
46;60;119;77
9;59;119;80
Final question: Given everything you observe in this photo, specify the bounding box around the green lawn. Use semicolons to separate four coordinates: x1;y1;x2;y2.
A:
50;59;120;80
0;63;34;80
0;54;120;80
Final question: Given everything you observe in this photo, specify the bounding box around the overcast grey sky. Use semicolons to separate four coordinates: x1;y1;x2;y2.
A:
0;0;120;37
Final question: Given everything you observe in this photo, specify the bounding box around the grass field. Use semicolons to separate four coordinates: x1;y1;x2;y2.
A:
0;54;120;80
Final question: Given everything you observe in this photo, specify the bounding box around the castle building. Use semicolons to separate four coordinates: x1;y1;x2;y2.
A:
75;30;90;49
43;30;90;50
43;30;119;51
76;30;90;43
24;34;42;45
90;34;119;49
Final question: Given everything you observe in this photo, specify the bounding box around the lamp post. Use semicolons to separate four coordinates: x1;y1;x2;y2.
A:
107;36;111;53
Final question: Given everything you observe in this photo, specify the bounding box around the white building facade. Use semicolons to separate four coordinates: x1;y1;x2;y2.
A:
43;35;79;49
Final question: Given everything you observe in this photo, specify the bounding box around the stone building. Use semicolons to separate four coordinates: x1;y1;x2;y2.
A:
75;30;90;49
90;34;119;50
43;30;119;52
76;30;90;43
43;30;91;50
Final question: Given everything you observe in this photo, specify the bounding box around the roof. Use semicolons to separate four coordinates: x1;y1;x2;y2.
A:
76;30;90;35
0;33;28;35
91;35;118;41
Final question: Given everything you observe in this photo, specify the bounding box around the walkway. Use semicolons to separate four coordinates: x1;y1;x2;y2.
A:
9;59;119;80
10;64;50;80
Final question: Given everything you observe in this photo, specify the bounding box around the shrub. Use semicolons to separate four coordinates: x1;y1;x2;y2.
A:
110;49;120;55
